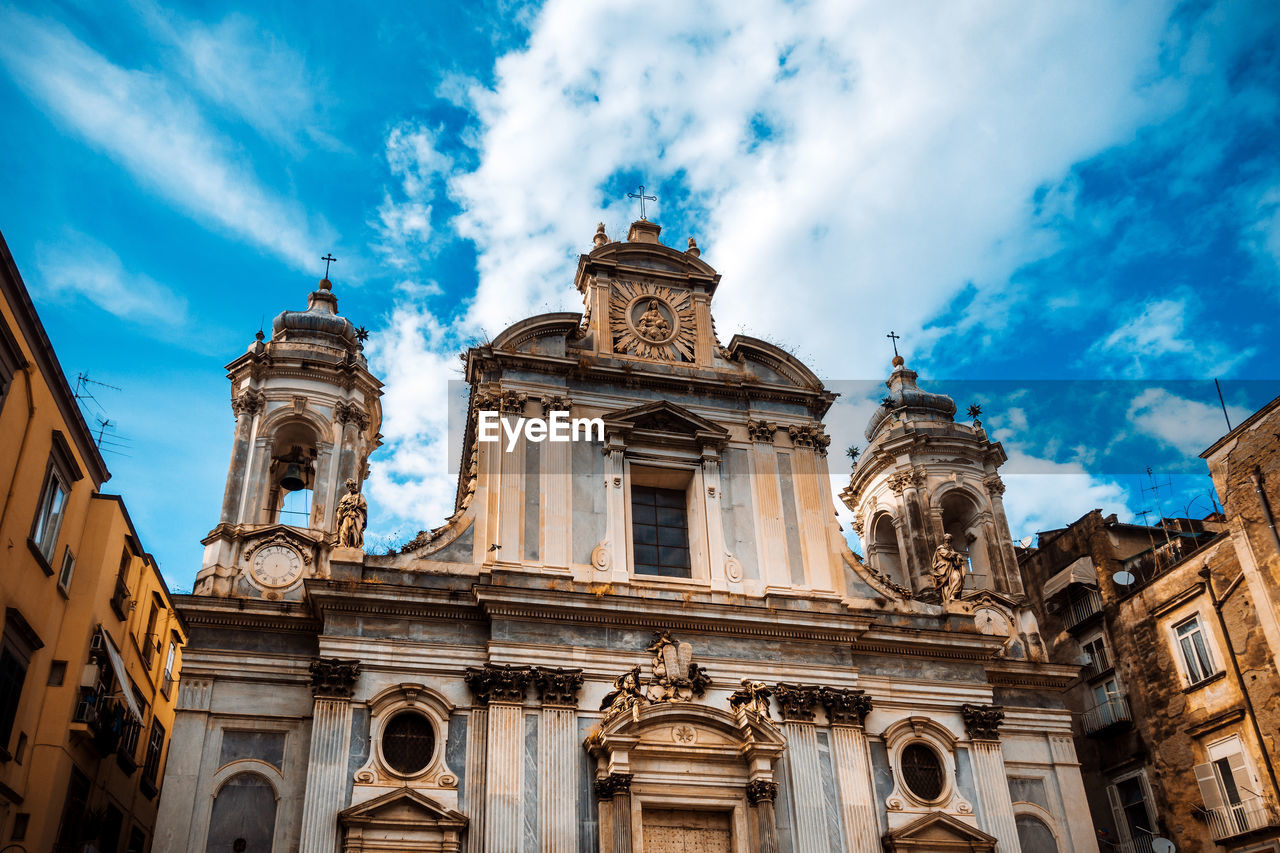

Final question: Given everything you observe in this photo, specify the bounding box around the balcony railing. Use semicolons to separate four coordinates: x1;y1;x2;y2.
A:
1082;648;1113;680
109;576;131;620
1206;796;1280;840
1108;836;1157;853
1082;694;1132;735
1066;588;1104;631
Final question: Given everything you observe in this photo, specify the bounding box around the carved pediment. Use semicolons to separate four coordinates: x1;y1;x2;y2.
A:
603;401;729;449
340;788;467;830
884;811;995;851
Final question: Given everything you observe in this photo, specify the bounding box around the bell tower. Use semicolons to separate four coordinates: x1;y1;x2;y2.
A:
841;356;1023;600
194;275;382;599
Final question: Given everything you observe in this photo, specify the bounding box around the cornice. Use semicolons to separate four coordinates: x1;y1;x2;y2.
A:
851;627;1008;662
983;660;1080;691
305;580;485;623
473;584;873;643
175;594;320;633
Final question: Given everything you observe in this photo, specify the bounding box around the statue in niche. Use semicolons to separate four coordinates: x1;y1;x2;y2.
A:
931;533;966;603
336;478;367;549
635;299;671;341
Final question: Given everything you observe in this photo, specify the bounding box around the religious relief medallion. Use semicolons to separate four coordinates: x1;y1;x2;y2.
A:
610;279;696;361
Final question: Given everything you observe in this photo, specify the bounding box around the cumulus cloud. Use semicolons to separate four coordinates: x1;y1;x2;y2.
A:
0;8;332;272
1127;387;1251;456
440;0;1181;374
999;448;1136;540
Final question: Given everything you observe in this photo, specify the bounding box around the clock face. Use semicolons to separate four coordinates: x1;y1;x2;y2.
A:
251;544;303;588
974;607;1012;637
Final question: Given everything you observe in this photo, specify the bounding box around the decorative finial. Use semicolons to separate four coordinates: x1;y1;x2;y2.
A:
687;237;700;257
967;403;982;428
356;327;370;343
322;253;337;277
846;445;860;462
627;184;657;220
255;329;265;342
593;223;608;247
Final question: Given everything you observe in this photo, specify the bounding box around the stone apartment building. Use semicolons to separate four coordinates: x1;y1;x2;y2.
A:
0;231;187;852
1019;393;1280;853
156;217;1097;853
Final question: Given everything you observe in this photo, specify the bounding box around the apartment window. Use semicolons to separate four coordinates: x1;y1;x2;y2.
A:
1174;615;1217;684
1106;771;1157;848
126;826;146;853
57;547;76;593
11;812;28;841
47;659;66;686
162;641;177;698
30;466;70;563
631;485;691;578
0;610;43;756
1196;736;1264;836
0;320;22;406
142;719;165;790
142;601;160;669
1081;634;1110;677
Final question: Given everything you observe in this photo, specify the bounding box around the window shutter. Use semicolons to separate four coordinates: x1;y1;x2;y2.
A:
1227;752;1258;800
1137;772;1158;829
1106;784;1131;842
1195;762;1225;811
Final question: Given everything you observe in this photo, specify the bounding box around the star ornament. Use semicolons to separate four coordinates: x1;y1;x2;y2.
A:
355;326;370;343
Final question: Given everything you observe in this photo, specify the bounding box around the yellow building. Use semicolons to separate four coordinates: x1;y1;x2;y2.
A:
0;231;186;852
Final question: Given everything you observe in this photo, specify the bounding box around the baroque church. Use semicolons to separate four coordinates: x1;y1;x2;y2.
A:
154;218;1096;853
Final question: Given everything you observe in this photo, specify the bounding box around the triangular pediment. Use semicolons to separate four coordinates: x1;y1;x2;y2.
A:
886;811;996;848
340;788;467;830
604;400;729;441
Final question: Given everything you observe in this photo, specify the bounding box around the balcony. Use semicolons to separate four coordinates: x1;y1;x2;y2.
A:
1082;648;1113;680
1082;694;1132;735
71;687;127;756
1066;588;1104;632
109;576;131;621
1205;796;1280;840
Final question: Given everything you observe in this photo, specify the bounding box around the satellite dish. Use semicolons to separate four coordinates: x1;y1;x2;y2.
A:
1019;535;1034;548
1113;570;1135;586
1151;837;1175;853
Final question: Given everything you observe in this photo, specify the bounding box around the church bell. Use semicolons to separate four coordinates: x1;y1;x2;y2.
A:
279;462;307;492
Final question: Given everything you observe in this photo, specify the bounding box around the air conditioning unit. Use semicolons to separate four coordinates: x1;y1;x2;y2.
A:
89;631;104;652
80;663;101;688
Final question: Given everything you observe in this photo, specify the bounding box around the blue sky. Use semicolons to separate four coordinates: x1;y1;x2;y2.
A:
1;0;1277;590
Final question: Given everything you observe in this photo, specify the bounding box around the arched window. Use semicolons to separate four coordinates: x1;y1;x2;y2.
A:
870;513;904;587
940;491;990;588
205;772;276;853
1015;814;1058;853
268;422;318;528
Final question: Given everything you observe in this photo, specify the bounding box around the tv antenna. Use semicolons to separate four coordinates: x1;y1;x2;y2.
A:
73;372;121;416
74;373;131;457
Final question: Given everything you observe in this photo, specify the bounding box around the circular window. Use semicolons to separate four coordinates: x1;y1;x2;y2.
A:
381;711;436;776
900;742;945;801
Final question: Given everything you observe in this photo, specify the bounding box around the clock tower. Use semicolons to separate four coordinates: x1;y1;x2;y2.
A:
193;274;383;599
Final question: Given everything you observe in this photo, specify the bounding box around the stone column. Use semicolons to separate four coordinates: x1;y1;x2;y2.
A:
603;438;629;585
820;688;879;853
540;397;573;571
595;773;633;853
463;707;488;853
749;422;791;590
983;475;1024;596
775;684;825;852
221;390;264;523
153;678;213;853
298;659;360;853
534;668;584;853
746;780;780;853
497;394;528;560
701;446;729;590
466;664;533;853
963;704;1019;853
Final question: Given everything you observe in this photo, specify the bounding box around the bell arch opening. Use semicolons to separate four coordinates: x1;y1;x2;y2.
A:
939;491;990;591
869;512;906;588
267;420;318;528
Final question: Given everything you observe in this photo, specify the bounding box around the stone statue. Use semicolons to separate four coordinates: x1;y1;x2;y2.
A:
931;533;966;603
336;478;367;549
728;679;773;718
645;631;710;702
635;299;671;340
600;665;645;719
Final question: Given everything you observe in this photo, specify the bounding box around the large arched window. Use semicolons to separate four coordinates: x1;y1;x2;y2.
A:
268;421;318;528
869;513;905;587
205;772;277;853
1015;814;1058;853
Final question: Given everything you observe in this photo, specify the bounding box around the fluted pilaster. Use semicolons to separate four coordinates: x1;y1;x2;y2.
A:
539;707;577;853
831;725;879;852
298;697;354;853
484;703;525;853
781;721;825;851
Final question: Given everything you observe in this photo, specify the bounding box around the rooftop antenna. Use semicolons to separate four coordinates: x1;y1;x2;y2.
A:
1141;466;1176;552
74;373;131;457
73;372;121;416
1214;378;1233;431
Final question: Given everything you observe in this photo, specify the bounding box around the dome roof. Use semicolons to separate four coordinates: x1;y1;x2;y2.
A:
271;278;358;348
864;356;957;441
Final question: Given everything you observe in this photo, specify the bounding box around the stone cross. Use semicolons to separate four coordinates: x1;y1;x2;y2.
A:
627;185;657;220
321;253;337;278
886;330;901;357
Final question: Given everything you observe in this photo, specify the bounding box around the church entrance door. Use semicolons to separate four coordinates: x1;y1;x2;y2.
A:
641;808;732;853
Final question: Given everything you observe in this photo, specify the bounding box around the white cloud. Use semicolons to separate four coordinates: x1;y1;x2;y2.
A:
1127;387;1250;456
1085;294;1252;376
35;231;187;327
999;448;1136;540
374;123;454;269
441;0;1181;374
0;8;332;272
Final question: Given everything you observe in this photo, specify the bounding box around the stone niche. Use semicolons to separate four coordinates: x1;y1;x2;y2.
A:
587;702;786;853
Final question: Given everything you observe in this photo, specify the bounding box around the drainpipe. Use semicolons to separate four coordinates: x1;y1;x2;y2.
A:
1251;468;1280;557
0;366;36;535
1200;563;1280;803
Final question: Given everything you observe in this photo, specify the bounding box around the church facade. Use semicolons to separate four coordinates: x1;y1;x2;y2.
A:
155;219;1097;853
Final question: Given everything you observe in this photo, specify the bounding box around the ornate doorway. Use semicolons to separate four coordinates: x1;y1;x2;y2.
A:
641;809;732;853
